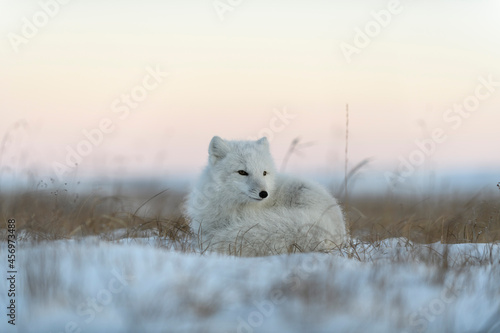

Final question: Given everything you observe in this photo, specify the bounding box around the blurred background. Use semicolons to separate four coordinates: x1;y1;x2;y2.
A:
1;0;499;196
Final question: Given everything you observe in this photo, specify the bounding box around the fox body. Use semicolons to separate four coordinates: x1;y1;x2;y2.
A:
185;136;347;256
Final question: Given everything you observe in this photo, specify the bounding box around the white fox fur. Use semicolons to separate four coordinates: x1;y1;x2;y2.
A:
185;136;347;256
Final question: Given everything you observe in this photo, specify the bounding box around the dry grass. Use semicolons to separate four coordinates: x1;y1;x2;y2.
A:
1;181;499;250
0;185;192;245
346;192;500;244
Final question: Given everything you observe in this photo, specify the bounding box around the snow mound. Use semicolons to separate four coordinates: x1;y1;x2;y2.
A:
1;238;499;333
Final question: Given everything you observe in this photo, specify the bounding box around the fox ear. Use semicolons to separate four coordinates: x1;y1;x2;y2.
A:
209;136;230;162
256;137;269;150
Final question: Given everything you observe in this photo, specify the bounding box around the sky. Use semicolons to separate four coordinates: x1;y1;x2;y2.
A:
1;0;499;192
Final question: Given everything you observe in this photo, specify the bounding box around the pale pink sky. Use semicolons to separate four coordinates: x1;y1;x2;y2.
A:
1;1;499;188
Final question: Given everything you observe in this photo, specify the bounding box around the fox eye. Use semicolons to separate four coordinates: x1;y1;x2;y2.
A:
263;171;267;176
237;170;249;176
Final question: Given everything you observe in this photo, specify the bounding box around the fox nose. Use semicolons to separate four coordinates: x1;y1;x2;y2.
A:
259;191;268;199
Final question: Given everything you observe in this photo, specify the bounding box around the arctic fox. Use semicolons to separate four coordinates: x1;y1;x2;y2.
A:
185;136;347;256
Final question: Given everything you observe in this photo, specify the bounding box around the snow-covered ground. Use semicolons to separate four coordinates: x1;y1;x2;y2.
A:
1;238;499;333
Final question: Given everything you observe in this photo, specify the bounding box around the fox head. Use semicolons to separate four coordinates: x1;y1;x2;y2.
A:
208;136;276;203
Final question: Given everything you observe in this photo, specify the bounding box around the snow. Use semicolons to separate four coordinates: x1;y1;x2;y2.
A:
1;238;499;333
